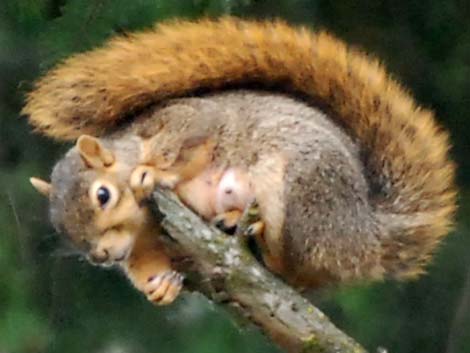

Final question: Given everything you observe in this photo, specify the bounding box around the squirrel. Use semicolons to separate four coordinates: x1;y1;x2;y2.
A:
24;18;457;304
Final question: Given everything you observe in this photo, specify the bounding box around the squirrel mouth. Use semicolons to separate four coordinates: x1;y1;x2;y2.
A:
114;251;129;262
87;246;131;266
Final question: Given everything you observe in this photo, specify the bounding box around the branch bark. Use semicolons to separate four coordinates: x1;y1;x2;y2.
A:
151;189;368;353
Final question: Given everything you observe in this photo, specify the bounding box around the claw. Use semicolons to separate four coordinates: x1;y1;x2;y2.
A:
230;201;269;265
235;200;262;237
245;221;265;238
212;210;242;235
144;270;184;305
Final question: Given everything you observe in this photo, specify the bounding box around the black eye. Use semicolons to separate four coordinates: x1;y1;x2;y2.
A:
90;181;119;210
96;186;110;207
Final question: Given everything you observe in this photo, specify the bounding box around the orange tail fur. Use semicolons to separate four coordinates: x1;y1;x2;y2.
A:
23;18;456;278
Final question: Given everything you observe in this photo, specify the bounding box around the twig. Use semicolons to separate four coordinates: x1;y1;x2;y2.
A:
151;189;368;353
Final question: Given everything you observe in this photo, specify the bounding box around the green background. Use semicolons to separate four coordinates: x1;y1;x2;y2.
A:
1;1;469;352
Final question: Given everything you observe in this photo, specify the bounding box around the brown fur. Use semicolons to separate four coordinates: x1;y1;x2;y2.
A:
49;135;182;304
25;18;456;281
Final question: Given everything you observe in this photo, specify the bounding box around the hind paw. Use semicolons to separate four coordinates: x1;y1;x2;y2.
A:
212;210;243;235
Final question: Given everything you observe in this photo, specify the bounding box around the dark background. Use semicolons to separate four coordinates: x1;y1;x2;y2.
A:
1;1;469;352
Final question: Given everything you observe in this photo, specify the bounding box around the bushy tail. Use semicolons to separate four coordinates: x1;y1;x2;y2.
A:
23;18;456;278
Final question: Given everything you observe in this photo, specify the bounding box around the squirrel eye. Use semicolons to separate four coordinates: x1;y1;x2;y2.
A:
90;181;119;210
96;186;110;206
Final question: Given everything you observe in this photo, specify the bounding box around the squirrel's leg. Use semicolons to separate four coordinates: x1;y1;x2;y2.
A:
124;228;183;305
129;166;184;200
154;136;215;187
267;143;383;287
246;155;287;275
130;136;215;200
168;136;216;182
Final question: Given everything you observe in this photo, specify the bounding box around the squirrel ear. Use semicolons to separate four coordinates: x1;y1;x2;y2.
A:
76;135;115;169
30;177;51;197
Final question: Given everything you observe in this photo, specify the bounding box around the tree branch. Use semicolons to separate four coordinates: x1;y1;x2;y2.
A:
151;189;368;353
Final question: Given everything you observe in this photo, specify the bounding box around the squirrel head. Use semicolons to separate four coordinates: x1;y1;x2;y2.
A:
31;135;150;266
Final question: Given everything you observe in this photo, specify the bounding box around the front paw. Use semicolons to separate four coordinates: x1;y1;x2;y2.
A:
145;270;184;305
154;171;181;189
130;165;157;202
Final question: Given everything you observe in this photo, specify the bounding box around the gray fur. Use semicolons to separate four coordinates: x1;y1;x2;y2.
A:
51;90;385;284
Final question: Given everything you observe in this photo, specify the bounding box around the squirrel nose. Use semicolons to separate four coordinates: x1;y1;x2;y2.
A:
89;249;109;264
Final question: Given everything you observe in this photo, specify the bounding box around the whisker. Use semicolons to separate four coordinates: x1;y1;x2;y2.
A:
6;191;30;264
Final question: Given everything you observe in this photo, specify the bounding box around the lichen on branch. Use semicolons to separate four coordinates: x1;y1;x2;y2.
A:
151;189;368;353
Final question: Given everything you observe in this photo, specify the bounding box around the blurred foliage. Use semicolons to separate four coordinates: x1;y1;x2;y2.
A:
0;1;469;353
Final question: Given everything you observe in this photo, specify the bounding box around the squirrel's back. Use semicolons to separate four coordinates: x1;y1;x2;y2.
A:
23;18;457;279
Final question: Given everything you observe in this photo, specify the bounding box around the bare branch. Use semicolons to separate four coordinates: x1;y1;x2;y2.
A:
151;189;368;353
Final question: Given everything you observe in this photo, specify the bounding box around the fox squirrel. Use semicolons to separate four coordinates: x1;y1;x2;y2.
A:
25;18;456;304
